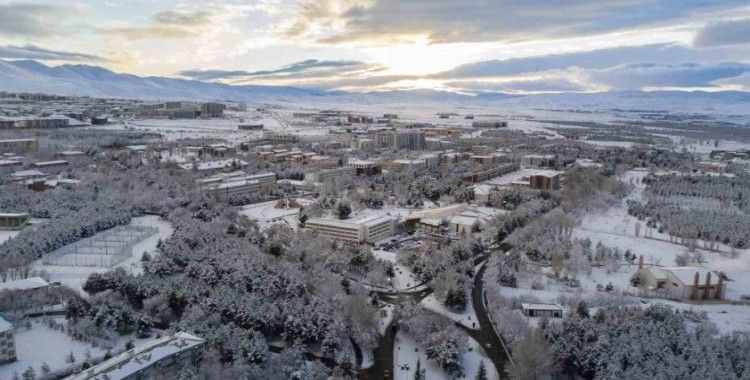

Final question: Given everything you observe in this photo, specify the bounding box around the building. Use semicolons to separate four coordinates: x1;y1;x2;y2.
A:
203;172;276;199
69;332;205;380
0;116;69;129
180;159;249;173
0;213;30;230
304;167;355;183
698;161;728;173
305;214;395;243
639;265;725;301
209;180;259;199
394;130;426;150
472;120;508;128
31;160;69;171
346;159;380;176
0;160;23;172
0;316;16;364
0;138;39;153
521;303;563;318
461;163;519;183
521;154;555;167
200;102;226;118
391;159;426;171
239;124;263;130
264;131;298;143
528;170;563;190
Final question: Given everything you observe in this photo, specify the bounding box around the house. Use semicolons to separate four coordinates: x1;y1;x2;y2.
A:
0;316;16;364
521;303;563;318
69;332;205;380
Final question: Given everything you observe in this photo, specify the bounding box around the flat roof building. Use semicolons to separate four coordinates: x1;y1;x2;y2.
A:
305;214;395;243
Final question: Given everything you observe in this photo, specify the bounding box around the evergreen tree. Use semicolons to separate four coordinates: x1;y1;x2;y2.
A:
476;360;488;380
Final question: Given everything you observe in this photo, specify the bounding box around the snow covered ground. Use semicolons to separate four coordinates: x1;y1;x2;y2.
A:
0;319;106;379
34;215;173;295
240;199;313;230
420;294;479;330
0;230;19;243
393;331;498;380
372;250;422;291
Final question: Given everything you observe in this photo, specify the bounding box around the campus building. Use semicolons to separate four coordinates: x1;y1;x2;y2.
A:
0;138;39;153
305;214;395;243
0;213;30;230
69;332;205;380
0;316;16;365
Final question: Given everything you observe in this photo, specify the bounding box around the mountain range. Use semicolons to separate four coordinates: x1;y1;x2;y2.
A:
1;59;750;114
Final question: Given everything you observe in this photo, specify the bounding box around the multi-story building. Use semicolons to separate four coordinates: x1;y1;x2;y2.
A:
304;167;355;183
521;154;555;167
393;130;426;150
528;170;563;190
0;316;16;364
346;159;380;176
0;138;39;153
31;160;69;171
305;214;395;243
0;213;30;230
472;120;508;128
69;332;205;380
0;116;69;129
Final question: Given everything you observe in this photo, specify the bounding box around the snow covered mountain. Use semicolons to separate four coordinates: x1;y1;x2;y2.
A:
1;59;750;115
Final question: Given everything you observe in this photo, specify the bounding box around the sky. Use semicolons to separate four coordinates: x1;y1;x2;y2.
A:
0;0;750;94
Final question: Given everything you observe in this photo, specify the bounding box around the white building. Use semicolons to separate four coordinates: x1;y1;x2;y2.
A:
69;332;205;380
305;214;395;243
0;316;15;365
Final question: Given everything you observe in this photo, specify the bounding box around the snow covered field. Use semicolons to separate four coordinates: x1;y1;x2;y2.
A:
393;331;498;380
420;294;479;330
34;215;173;295
372;249;422;291
0;320;103;378
240;199;313;230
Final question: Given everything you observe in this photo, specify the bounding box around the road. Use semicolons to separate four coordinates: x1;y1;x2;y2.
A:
358;251;513;379
467;258;512;378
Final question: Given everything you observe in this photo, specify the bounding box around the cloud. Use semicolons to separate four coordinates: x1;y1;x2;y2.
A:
288;0;747;44
434;44;698;78
694;18;750;47
111;9;215;40
0;3;67;37
0;44;105;61
179;59;386;81
444;78;588;94
583;62;750;90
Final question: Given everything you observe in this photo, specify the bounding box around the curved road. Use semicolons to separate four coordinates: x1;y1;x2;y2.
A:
359;252;512;379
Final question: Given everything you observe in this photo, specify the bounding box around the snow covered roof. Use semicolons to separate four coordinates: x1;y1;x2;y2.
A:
69;332;205;380
0;315;11;333
521;303;563;311
449;215;479;226
12;169;44;178
0;277;49;292
662;267;715;285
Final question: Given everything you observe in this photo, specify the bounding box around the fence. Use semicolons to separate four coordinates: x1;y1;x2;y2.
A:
42;225;158;267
